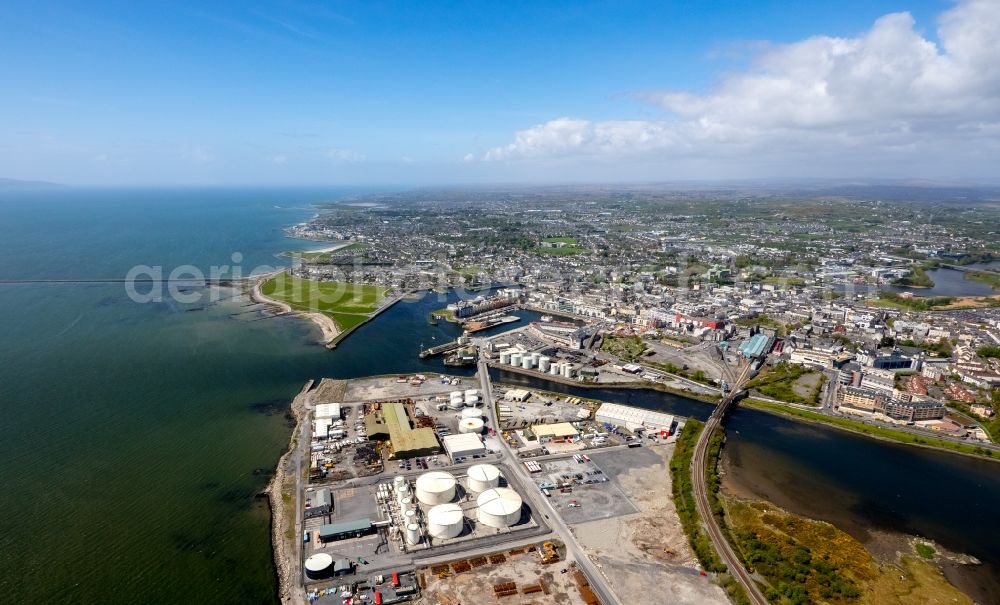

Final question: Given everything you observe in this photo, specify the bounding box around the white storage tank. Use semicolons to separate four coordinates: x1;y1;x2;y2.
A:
448;399;465;410
396;484;410;504
476;488;523;529
459;418;485;434
400;497;415;511
538;356;551;372
550;362;561;376
530;352;540;364
461;407;481;419
393;475;407;489
403;508;417;524
562;364;574;378
466;463;501;493
465;389;479;398
499;351;512;365
510;352;522;366
304;553;334;580
405;523;422;545
464;395;479;406
521;356;533;369
426;503;464;539
450;390;464;401
415;471;457;505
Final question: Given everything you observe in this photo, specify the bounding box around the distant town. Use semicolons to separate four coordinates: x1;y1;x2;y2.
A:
261;187;1000;605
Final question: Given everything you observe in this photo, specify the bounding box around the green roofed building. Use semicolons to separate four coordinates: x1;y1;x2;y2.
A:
318;518;375;542
366;401;440;459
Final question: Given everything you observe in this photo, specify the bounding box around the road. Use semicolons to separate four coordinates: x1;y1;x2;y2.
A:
690;362;770;605
478;360;623;605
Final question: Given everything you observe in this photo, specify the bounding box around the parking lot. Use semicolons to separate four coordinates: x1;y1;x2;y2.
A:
532;456;639;524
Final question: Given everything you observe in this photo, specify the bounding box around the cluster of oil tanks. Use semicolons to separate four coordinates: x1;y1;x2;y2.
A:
448;389;480;410
391;465;522;542
498;350;575;378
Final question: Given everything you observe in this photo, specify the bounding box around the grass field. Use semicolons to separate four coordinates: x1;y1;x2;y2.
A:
542;236;579;245
746;363;822;405
261;274;387;331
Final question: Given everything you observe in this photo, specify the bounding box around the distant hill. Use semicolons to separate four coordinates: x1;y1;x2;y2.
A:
0;177;62;189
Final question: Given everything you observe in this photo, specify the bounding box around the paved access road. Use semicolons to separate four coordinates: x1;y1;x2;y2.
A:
478;360;623;605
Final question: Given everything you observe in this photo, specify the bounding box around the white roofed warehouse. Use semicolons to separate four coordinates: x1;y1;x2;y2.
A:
595;402;675;432
441;433;486;462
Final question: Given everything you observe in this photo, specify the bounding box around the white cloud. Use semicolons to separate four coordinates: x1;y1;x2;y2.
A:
271;153;288;165
326;147;365;162
482;0;1000;172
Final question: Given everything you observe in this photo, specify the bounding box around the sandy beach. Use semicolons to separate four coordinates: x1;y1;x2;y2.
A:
251;274;342;346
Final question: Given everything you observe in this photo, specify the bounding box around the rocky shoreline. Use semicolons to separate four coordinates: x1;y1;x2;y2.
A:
266;380;313;605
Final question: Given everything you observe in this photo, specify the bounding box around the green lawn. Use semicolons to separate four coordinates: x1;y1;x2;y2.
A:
261;274;387;331
542;236;579;245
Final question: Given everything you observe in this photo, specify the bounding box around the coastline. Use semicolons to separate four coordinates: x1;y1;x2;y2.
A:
251;273;342;346
266;380;313;605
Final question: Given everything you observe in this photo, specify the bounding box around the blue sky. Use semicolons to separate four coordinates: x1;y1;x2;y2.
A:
4;0;998;185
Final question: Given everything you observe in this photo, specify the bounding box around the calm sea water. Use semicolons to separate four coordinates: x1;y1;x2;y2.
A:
2;188;998;604
0;187;538;604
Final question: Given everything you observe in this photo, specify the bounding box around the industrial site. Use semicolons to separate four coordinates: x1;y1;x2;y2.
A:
274;361;716;605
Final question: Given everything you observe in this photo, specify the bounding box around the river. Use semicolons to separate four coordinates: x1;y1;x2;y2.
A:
887;261;1000;297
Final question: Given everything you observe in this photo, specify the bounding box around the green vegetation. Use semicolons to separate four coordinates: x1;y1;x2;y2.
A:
763;276;806;286
745;363;822;405
898;337;953;357
726;499;868;604
950;395;1000;441
869;292;954;311
646;360;715;386
891;265;935;288
601;334;648;362
915;543;935;559
734;315;789;336
743;399;997;460
451;266;484;278
261;274;387;332
430;308;455;320
669;419;728;573
977;345;1000;359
